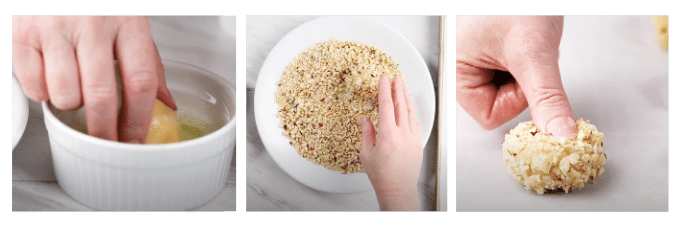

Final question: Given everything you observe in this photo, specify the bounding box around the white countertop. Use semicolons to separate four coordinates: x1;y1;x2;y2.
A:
246;16;444;211
456;15;668;211
12;16;236;211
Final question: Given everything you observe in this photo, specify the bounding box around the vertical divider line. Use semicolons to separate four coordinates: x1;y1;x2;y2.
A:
435;15;445;212
447;15;456;213
235;14;247;213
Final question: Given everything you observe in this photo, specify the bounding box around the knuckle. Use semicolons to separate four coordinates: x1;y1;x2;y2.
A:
26;89;49;102
12;28;33;45
124;72;158;96
478;114;501;130
16;77;48;101
378;136;398;148
80;16;107;28
122;16;148;25
83;85;118;108
533;86;568;108
13;39;41;59
50;93;82;110
76;17;115;43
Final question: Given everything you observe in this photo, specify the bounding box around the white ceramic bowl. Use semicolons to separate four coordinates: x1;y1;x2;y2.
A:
42;60;236;211
255;17;435;193
13;75;29;150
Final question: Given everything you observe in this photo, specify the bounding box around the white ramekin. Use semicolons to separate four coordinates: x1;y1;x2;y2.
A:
42;60;236;211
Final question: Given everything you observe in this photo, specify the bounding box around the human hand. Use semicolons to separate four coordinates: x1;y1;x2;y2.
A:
457;16;576;138
360;74;422;211
13;16;176;143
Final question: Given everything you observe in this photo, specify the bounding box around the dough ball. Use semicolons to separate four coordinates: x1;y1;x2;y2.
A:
502;118;606;194
652;16;668;49
145;100;181;144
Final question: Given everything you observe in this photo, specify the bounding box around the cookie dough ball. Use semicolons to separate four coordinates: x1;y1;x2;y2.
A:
502;118;605;194
145;100;181;144
652;16;668;49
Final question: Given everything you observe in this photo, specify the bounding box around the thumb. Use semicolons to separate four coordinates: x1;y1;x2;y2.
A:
510;56;576;138
360;116;376;153
505;16;575;139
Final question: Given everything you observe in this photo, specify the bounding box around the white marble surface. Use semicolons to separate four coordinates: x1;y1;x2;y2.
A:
246;16;444;211
12;16;236;211
456;16;668;211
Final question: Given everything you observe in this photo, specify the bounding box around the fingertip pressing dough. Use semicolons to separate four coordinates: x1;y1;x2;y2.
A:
502;118;605;194
145;100;181;144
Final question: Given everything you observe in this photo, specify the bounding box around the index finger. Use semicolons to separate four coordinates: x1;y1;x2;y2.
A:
76;27;119;141
115;17;161;143
378;74;395;128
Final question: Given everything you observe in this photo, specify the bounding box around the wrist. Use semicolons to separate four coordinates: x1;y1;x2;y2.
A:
375;184;420;211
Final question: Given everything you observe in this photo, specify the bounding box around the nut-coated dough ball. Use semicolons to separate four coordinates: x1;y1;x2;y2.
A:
502;118;606;194
652;16;668;49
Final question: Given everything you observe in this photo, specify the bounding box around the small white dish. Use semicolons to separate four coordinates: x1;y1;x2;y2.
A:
13;75;29;150
43;60;236;210
255;16;436;193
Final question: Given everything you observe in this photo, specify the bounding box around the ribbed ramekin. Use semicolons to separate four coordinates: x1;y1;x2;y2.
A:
42;61;236;211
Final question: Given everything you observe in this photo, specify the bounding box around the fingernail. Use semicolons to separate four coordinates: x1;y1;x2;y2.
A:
546;117;576;139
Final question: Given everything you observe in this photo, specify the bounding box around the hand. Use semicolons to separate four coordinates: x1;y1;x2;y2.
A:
12;16;176;143
457;16;576;138
360;74;423;211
